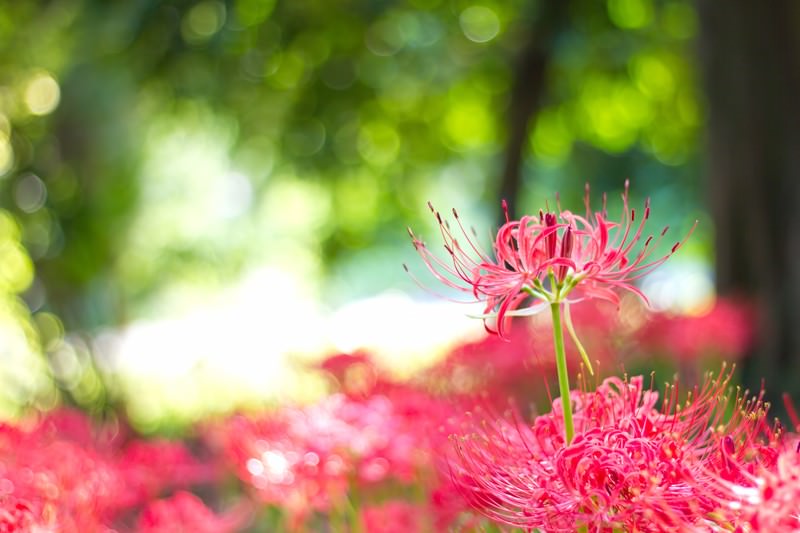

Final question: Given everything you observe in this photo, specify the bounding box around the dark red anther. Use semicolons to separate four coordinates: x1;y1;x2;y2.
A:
452;208;459;218
631;208;636;222
671;242;680;253
721;436;736;471
722;436;735;456
501;199;510;223
427;201;435;212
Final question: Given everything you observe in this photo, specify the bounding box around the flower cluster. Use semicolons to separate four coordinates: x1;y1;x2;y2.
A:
0;408;242;532
0;355;480;532
206;360;465;529
450;368;790;531
0;350;795;532
3;183;797;532
408;183;800;531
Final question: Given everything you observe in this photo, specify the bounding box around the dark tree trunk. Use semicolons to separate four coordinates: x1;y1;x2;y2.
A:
696;0;800;405
497;1;569;222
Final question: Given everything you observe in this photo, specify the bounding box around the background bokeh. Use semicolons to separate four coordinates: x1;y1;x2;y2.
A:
0;0;797;431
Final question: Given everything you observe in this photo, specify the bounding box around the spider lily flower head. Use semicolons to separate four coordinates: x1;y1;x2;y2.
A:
449;366;782;531
406;181;696;337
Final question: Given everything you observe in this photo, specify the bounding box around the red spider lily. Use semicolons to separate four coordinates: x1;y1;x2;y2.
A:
314;351;380;397
0;496;45;532
0;409;214;532
208;388;455;527
729;437;800;531
360;501;424;533
0;419;126;531
449;367;785;531
115;439;218;507
208;409;350;521
407;181;695;337
138;491;251;533
710;397;800;531
422;320;555;399
638;298;754;362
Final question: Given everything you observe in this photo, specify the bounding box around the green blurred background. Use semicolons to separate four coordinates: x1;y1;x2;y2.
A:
1;0;798;430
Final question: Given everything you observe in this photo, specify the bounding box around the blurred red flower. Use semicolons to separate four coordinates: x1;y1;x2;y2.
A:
360;501;422;533
209;387;453;525
138;491;249;533
0;409;214;532
638;298;754;361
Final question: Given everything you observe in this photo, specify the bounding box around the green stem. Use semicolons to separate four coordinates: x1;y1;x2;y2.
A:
550;302;574;444
563;302;594;376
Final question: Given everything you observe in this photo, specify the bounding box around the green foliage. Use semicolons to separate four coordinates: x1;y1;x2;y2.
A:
0;0;706;416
